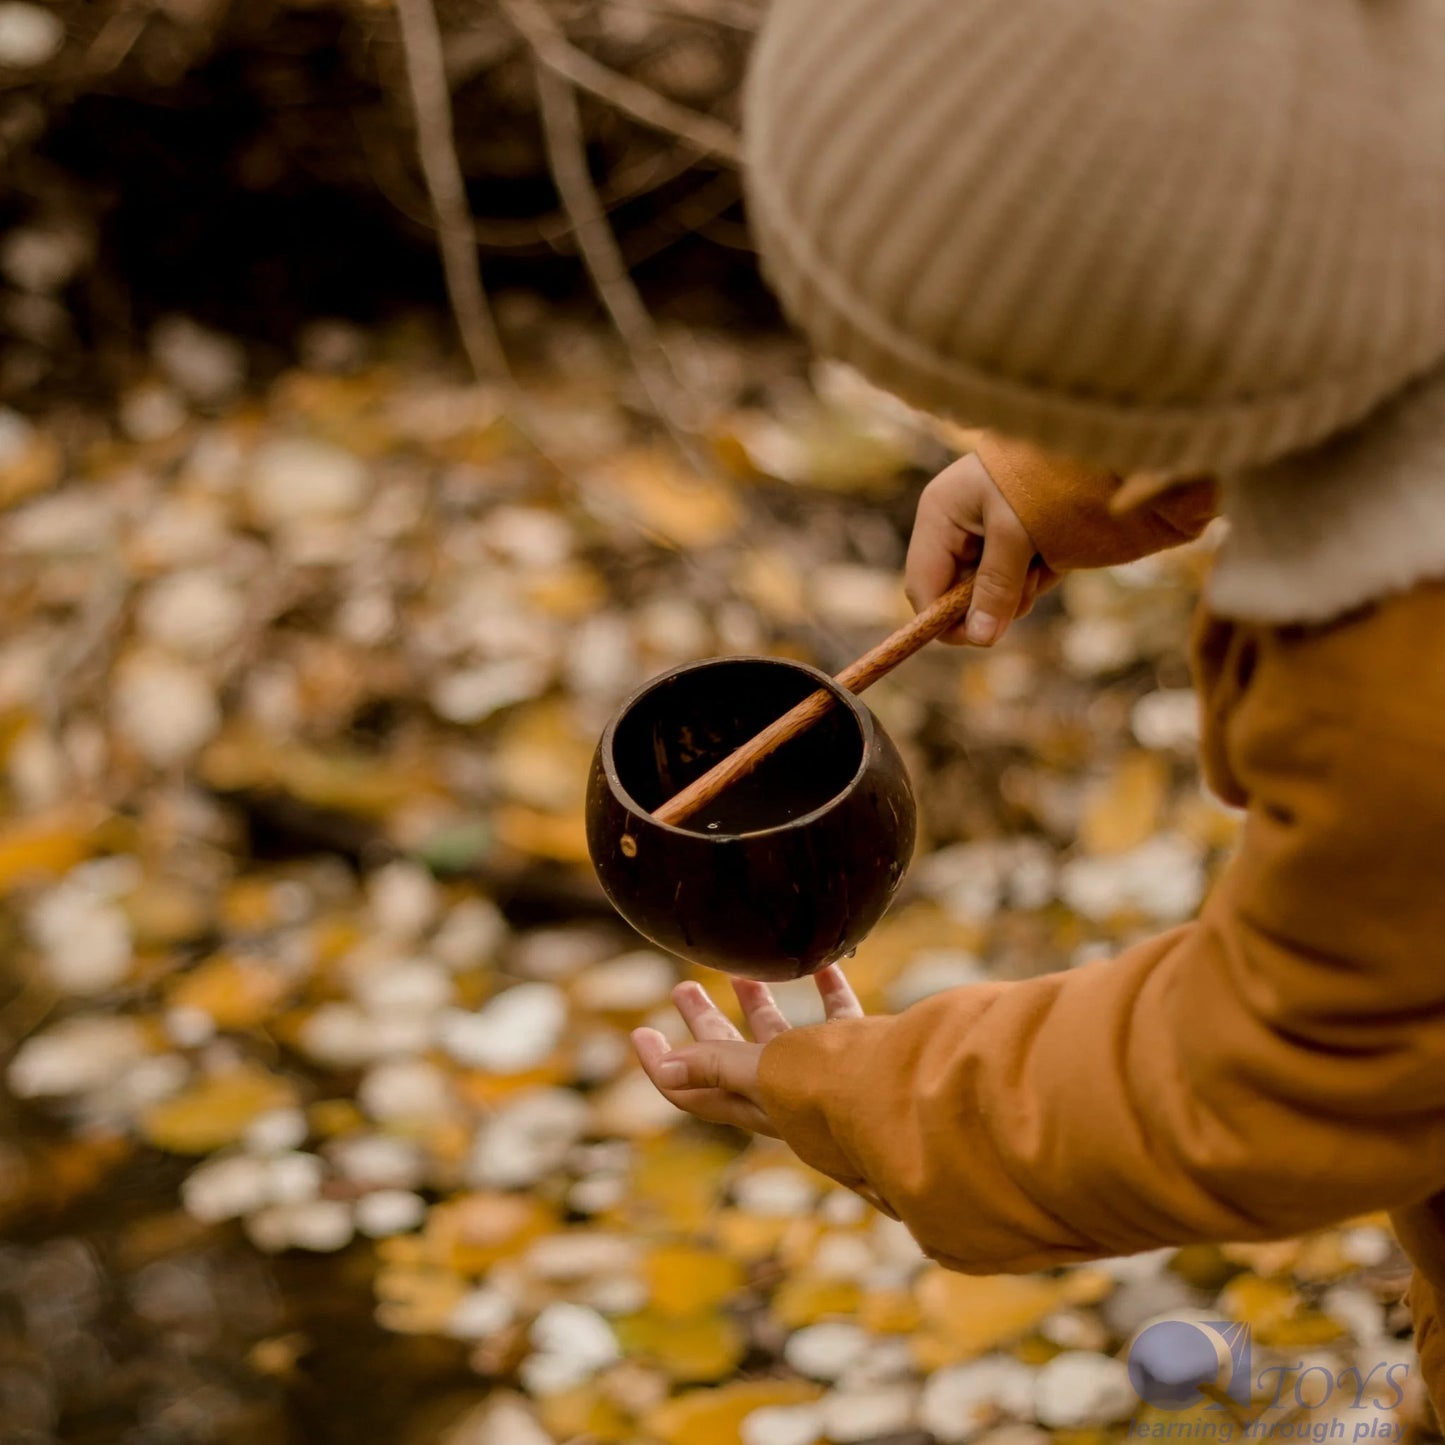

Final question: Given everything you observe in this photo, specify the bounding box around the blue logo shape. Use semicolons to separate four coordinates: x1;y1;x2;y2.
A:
1128;1320;1252;1412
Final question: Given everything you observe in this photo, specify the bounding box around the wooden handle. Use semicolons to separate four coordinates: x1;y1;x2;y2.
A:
652;573;978;827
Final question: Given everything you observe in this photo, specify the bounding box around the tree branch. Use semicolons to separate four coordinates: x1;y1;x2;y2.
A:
504;0;741;163
516;19;705;458
595;0;763;32
393;0;510;383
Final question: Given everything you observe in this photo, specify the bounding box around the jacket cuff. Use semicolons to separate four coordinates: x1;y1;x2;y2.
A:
976;432;1215;571
975;432;1123;571
757;1024;896;1215
1391;1192;1445;1288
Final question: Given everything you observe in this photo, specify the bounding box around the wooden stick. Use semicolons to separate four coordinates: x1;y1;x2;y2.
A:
653;572;978;827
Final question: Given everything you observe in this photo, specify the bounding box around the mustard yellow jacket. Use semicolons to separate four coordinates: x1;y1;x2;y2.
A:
755;436;1445;1404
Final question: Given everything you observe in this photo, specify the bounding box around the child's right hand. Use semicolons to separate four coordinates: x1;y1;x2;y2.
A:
904;451;1046;647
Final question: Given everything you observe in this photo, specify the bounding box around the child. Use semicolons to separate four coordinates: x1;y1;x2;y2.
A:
630;0;1445;1413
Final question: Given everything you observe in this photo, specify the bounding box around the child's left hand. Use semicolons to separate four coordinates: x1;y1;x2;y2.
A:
630;965;865;1139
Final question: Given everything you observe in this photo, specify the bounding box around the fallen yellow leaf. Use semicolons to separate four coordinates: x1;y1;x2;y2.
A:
642;1243;744;1318
168;953;293;1030
623;1135;742;1235
641;1379;822;1445
772;1273;862;1329
1218;1273;1345;1348
494;701;595;812
538;1383;635;1444
599;449;741;549
713;1208;792;1263
308;915;366;970
308;1099;365;1138
615;1310;747;1383
373;1265;468;1335
525;564;608;619
842;902;986;1012
1051;1430;1118;1445
494;806;590;864
734;550;807;623
424;1192;557;1275
124;878;212;949
141;1069;295;1154
912;1270;1067;1368
1219;1238;1300;1277
1291;1231;1355;1284
1081;751;1170;855
220;877;286;934
453;1056;574;1106
1168;1243;1236;1292
0;429;62;508
860;1286;921;1334
1060;1267;1116;1307
1172;790;1243;851
0;806;106;896
201;724;444;820
270;370;396;457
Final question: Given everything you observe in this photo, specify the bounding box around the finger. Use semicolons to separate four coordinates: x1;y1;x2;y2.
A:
1016;569;1041;619
905;499;977;610
965;508;1036;647
905;469;985;639
937;546;987;644
631;1024;675;1070
731;978;792;1043
647;1039;761;1098
1017;565;1063;619
671;980;745;1043
907;526;983;647
814;963;865;1020
659;1085;778;1136
630;1031;777;1136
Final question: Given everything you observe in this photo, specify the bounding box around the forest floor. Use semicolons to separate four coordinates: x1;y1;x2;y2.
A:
0;309;1433;1445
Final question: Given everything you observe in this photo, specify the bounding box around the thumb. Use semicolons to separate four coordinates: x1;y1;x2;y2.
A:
651;1040;760;1098
964;510;1035;646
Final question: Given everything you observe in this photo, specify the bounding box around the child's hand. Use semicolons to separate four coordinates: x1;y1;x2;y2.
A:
905;451;1046;646
630;966;865;1139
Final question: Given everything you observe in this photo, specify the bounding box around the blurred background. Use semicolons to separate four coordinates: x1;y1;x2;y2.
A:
0;4;1432;1444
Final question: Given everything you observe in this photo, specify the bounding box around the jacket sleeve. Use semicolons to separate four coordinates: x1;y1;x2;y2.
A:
975;432;1218;573
1392;1194;1445;1414
756;585;1445;1274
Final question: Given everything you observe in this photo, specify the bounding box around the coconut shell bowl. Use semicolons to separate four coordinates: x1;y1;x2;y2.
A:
586;656;916;981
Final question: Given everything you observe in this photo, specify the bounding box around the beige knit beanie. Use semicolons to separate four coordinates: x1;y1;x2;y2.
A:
742;0;1445;476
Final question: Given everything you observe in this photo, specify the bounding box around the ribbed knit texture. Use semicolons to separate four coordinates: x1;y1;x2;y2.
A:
742;0;1445;476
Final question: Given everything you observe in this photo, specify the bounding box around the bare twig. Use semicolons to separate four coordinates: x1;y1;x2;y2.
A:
79;5;150;79
0;972;56;1056
41;564;128;730
356;101;705;253
697;214;754;250
621;167;741;266
441;20;523;85
594;0;763;31
527;52;707;462
503;0;741;163
393;0;510;383
468;139;700;250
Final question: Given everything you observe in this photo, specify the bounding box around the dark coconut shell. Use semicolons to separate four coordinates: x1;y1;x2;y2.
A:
586;656;916;981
